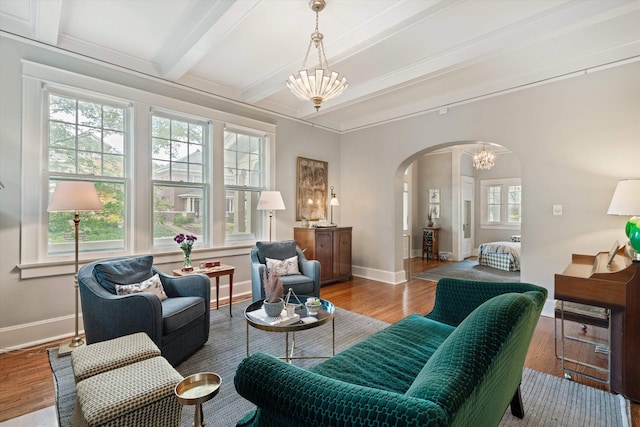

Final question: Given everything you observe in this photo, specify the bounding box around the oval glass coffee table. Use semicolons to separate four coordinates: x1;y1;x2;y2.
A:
244;296;335;363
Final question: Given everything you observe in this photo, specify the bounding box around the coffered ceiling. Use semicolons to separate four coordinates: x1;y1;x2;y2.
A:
1;0;639;132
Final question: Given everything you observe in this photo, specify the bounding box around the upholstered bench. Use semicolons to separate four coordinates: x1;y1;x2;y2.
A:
70;333;184;427
71;357;183;427
71;332;161;383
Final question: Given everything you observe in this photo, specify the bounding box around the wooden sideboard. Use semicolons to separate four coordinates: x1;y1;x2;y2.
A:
294;226;352;286
554;247;640;402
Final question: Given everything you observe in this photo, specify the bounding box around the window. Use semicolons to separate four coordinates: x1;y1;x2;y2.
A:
223;129;266;241
21;61;276;277
151;112;209;249
47;91;128;256
480;178;521;229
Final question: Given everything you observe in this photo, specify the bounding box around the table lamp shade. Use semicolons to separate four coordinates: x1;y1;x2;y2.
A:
330;196;340;206
257;191;285;211
608;179;640;253
48;181;104;212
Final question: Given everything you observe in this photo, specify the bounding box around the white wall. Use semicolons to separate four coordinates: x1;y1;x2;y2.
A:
0;34;340;349
340;61;640;317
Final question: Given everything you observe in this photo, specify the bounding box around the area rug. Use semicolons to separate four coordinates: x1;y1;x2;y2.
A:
413;260;520;283
49;301;630;427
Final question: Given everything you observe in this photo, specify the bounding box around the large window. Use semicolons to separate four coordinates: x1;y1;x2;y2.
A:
47;91;128;256
151;112;209;248
480;178;521;229
21;61;276;277
224;129;266;241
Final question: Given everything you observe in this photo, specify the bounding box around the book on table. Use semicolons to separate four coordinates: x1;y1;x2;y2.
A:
247;307;300;326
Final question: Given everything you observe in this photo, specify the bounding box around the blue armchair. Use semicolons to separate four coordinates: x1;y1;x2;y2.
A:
77;256;210;366
250;240;321;302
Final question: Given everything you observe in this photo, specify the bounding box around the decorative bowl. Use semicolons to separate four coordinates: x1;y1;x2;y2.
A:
305;298;322;315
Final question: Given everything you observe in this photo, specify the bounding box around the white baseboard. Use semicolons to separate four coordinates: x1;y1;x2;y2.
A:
352;265;406;285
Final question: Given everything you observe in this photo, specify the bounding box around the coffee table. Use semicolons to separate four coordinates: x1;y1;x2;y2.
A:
244;296;335;363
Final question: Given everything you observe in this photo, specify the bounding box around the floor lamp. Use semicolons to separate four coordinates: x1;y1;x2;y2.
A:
48;181;103;355
257;191;285;241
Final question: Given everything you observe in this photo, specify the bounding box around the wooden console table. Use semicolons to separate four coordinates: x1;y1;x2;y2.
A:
554;247;640;402
173;264;235;316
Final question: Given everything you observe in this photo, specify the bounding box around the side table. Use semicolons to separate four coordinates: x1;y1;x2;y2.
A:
173;264;235;316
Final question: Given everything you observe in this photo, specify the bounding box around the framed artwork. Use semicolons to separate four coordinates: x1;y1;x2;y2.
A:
429;203;440;219
429;188;440;203
296;157;328;221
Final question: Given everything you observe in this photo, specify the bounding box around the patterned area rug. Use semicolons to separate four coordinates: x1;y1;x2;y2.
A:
49;300;630;427
413;260;520;282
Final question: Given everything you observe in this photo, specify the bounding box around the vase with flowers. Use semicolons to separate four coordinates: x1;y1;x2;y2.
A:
175;233;197;271
262;269;284;317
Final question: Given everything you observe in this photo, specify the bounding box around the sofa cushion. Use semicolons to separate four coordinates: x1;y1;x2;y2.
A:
280;275;315;295
310;313;455;394
94;256;154;294
161;296;205;334
256;240;297;264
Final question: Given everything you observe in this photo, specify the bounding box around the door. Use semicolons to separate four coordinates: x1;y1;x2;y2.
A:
461;176;475;259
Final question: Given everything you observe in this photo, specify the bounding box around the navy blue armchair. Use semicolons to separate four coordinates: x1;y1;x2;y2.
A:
250;240;321;302
78;256;210;366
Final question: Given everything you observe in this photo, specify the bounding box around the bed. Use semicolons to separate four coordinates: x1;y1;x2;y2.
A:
477;240;521;271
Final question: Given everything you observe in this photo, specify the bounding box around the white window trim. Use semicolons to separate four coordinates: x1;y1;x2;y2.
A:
19;60;276;278
479;178;521;230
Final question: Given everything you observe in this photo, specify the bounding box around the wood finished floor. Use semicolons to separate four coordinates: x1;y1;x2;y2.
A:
0;257;637;424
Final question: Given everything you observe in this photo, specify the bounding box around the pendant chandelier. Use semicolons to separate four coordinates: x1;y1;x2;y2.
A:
473;145;496;170
286;0;348;111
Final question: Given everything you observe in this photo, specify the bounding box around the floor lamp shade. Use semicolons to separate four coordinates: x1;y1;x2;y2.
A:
257;191;285;241
48;181;104;212
48;181;103;355
607;179;640;256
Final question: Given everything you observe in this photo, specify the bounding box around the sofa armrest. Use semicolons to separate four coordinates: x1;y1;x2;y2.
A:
425;278;547;327
234;353;446;427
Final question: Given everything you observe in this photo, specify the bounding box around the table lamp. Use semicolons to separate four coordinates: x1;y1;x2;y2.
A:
48;181;103;354
257;191;285;241
607;179;640;261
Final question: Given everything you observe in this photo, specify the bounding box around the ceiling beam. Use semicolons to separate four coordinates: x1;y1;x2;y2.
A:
35;0;62;45
160;0;260;81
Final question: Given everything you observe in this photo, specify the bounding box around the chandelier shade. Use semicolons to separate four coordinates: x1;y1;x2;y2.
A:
286;0;348;111
473;145;496;170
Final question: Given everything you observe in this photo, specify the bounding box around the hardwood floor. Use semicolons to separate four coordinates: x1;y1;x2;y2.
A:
0;257;637;424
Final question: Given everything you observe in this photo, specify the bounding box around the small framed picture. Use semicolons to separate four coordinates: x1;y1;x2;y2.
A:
429;188;440;203
429;204;440;219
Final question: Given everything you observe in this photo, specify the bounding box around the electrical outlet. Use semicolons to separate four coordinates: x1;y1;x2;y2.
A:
553;204;563;216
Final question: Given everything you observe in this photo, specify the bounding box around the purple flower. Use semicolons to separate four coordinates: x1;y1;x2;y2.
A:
174;234;185;244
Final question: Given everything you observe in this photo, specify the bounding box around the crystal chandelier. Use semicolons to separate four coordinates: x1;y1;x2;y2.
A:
286;0;348;111
473;145;496;170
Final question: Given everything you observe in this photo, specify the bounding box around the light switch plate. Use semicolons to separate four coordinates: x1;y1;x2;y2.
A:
553;204;563;216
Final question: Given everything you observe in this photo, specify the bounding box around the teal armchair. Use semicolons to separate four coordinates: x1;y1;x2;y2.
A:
250;240;320;302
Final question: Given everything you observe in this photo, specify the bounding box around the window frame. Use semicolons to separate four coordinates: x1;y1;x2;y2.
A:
19;60;277;278
479;178;522;230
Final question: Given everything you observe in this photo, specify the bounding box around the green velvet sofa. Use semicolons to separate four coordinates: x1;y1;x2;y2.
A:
234;278;547;427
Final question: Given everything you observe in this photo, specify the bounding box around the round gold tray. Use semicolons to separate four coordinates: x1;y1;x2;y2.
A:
175;372;222;406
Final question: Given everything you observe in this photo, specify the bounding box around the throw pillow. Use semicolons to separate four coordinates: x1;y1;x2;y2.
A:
265;256;300;276
115;274;168;301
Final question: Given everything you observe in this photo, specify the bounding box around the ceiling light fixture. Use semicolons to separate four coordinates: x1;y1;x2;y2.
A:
286;0;348;111
473;144;496;170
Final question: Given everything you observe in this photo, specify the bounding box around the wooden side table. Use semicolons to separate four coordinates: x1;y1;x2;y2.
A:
173;264;235;316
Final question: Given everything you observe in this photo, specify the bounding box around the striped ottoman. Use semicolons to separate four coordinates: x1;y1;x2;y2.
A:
71;356;183;427
71;332;161;383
